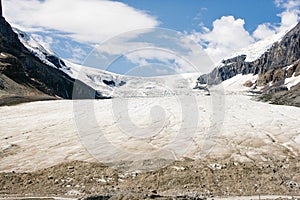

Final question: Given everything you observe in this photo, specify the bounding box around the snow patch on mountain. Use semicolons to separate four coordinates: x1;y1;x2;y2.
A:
14;28;78;82
223;29;289;63
221;74;258;94
285;73;300;90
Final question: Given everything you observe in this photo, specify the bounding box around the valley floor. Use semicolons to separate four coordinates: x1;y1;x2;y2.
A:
0;91;300;199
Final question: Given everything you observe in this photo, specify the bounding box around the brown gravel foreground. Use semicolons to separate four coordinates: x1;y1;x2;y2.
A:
0;157;300;200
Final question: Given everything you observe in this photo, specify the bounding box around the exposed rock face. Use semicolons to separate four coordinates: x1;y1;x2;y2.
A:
0;14;106;103
293;61;300;76
259;82;300;107
256;68;286;86
198;22;300;86
198;55;249;85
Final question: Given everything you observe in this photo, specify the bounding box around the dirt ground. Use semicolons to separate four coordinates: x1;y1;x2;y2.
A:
0;156;299;200
0;95;57;106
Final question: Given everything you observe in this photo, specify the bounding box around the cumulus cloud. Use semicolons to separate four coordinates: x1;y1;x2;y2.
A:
253;23;276;40
190;16;254;63
278;9;299;31
125;48;202;74
190;0;299;63
254;0;299;39
3;0;159;43
91;31;213;75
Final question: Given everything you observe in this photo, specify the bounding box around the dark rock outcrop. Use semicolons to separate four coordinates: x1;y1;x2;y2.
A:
198;55;249;85
103;79;116;87
259;82;300;107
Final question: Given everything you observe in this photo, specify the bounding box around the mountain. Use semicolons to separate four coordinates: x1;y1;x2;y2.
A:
197;22;300;107
0;3;107;106
14;28;203;98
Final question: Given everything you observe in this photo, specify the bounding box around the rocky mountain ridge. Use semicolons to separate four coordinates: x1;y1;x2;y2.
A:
198;22;300;85
197;22;300;106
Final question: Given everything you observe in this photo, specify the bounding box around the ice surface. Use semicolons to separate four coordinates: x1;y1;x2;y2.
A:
1;87;299;172
65;60;201;97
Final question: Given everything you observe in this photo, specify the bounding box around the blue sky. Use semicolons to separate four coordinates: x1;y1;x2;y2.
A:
2;0;300;76
117;0;282;32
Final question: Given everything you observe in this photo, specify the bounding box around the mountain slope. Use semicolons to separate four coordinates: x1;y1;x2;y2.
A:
197;22;300;106
0;11;107;105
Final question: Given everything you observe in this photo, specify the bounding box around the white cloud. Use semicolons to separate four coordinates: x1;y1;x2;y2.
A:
275;0;300;9
191;16;254;63
68;46;88;64
190;0;299;64
254;0;299;39
91;31;214;75
253;23;276;40
3;0;159;43
119;47;201;74
278;9;300;31
179;35;214;74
